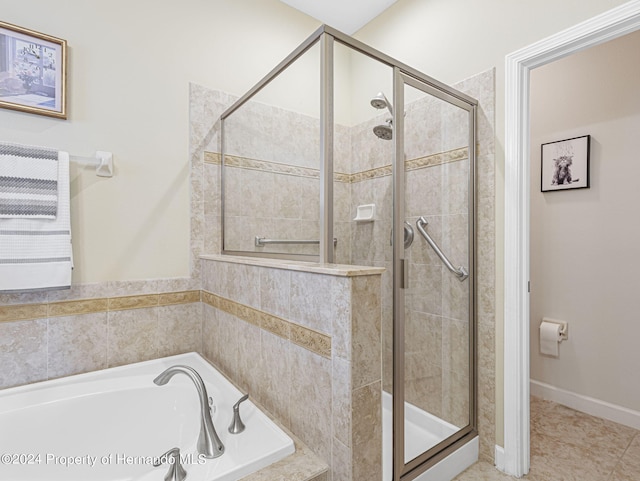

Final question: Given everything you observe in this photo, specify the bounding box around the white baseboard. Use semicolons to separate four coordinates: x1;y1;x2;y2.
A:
494;445;505;472
530;380;640;430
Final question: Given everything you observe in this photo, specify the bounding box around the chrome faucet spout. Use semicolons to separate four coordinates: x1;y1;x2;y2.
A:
154;365;225;458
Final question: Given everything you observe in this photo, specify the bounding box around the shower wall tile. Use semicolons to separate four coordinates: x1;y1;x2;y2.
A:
442;368;470;428
47;283;105;302
406;164;443;217
259;329;292;428
300;176;321;222
48;312;108;379
290;342;333;464
407;263;443;316
274;173;303;219
334;181;351;223
441;104;470;153
290;272;348;335
156;277;199;294
0;291;48;307
107;307;158;367
236;318;262;397
0;319;47;389
405;311;443;366
351;275;381;390
107;279;159;298
157;302;202;357
332;356;352;447
352;381;382;481
404;94;443;160
259;267;290;320
405;353;443;418
335;123;352;175
334;221;352;265
442;160;469;216
212;309;240;377
331;438;352;481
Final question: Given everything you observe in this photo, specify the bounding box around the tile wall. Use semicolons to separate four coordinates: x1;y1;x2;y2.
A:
0;279;200;389
200;256;383;481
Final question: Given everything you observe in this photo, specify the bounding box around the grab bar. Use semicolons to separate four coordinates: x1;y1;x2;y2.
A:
415;217;468;282
255;236;337;247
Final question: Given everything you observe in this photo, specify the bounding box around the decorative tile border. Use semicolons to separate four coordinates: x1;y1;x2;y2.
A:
205;147;469;185
202;290;331;359
0;288;330;359
0;290;201;323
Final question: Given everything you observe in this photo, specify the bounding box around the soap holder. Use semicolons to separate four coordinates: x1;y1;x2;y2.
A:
354;204;375;223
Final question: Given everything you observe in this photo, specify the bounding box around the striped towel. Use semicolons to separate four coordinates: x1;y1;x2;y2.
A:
0;142;59;219
0;150;73;292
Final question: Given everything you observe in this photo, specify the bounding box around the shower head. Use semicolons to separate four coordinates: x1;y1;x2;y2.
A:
373;119;393;140
370;92;393;115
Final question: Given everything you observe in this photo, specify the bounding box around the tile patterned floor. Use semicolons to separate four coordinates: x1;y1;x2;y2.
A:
453;397;640;481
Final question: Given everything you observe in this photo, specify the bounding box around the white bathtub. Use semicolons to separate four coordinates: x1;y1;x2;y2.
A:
0;353;294;481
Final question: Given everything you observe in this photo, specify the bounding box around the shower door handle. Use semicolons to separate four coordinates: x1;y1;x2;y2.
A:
400;259;408;289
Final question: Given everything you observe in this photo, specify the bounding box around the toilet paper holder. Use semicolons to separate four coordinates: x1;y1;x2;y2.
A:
542;318;569;341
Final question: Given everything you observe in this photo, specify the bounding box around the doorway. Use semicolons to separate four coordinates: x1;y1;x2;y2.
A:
503;0;640;476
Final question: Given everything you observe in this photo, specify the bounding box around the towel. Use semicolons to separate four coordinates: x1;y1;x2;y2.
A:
0;150;73;292
0;142;59;219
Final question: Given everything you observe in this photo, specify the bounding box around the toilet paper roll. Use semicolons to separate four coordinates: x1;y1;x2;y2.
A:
540;321;562;357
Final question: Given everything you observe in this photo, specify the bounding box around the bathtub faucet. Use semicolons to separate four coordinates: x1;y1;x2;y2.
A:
153;365;225;458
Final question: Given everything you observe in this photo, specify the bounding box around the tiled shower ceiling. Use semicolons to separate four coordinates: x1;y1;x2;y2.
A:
279;0;397;34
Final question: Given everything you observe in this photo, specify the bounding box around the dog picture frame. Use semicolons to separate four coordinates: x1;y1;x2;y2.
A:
541;135;590;192
0;21;67;119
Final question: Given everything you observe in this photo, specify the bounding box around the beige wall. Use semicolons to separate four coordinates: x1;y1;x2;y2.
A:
0;0;318;283
529;30;640;411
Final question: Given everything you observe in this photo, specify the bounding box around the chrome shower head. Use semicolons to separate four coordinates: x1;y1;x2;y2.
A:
370;92;393;115
373;119;393;140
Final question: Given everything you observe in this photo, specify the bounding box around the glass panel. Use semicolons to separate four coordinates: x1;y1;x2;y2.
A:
331;41;395;478
403;80;471;464
222;42;321;258
332;42;393;267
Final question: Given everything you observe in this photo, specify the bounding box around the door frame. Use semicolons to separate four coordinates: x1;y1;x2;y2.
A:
502;0;640;476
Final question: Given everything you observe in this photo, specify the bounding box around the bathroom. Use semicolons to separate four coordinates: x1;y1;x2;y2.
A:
0;1;638;481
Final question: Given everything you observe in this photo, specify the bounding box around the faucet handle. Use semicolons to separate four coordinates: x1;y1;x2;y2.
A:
228;393;249;434
154;447;187;481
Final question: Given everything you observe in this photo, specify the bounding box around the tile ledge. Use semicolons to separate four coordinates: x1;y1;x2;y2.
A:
200;254;385;277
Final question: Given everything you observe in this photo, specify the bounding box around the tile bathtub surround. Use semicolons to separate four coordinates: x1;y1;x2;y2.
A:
0;286;202;389
201;256;382;481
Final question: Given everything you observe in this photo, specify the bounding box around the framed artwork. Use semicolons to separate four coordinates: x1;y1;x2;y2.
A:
0;21;67;119
541;135;590;192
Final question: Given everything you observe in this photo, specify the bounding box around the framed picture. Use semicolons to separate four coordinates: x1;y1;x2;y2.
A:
541;135;590;192
0;21;67;119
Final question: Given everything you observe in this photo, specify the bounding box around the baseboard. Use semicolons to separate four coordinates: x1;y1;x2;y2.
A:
530;379;640;430
494;445;505;472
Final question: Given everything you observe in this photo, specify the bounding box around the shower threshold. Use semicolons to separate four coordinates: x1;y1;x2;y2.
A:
382;392;478;481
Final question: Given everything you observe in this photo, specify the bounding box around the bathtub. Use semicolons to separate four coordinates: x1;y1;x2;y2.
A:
0;353;294;481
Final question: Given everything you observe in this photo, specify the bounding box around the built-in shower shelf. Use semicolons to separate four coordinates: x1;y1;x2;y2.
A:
354;204;376;223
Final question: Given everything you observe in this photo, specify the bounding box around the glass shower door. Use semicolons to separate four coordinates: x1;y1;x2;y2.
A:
392;70;476;480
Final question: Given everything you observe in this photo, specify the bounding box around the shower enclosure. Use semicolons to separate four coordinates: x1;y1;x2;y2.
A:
219;25;477;481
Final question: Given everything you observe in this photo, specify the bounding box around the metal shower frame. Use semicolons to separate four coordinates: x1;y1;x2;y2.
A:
219;24;478;481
